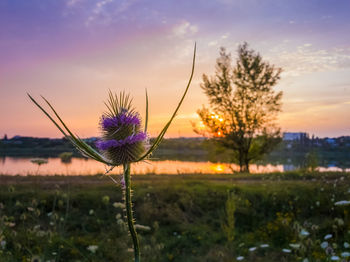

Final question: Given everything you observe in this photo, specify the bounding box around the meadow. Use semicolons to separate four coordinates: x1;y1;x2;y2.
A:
0;172;350;261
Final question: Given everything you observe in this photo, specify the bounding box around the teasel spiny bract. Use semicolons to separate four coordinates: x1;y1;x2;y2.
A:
27;44;196;262
96;92;148;166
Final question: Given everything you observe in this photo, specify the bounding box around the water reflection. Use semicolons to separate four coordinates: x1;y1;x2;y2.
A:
0;157;348;176
283;163;350;172
0;157;284;175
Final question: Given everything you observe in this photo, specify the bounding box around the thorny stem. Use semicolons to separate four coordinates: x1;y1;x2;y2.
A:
123;163;140;262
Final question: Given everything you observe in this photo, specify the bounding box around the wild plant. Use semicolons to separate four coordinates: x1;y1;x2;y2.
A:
30;158;48;175
27;44;196;262
222;191;236;243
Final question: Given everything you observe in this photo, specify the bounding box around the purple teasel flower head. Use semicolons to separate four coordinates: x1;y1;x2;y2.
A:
96;132;147;151
95;93;148;166
101;112;141;130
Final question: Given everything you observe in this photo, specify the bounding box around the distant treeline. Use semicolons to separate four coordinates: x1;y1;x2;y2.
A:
0;136;208;161
0;136;79;157
1;135;350;167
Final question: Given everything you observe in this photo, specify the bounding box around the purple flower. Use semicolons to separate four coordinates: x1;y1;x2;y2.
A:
101;113;141;130
97;106;148;165
96;132;147;151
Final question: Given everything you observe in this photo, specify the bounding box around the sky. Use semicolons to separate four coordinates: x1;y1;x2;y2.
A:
1;0;350;138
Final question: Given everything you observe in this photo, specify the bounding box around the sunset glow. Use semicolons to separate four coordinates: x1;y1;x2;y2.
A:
1;0;349;138
211;164;225;173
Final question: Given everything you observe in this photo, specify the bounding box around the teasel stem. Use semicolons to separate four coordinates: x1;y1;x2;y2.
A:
123;163;140;262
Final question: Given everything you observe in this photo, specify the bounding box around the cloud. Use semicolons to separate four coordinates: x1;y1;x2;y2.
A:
221;33;229;39
85;0;113;26
66;0;84;7
269;45;350;77
208;40;218;47
83;0;138;27
114;0;135;13
172;21;198;37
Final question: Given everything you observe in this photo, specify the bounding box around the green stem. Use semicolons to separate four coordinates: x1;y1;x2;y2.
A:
123;163;140;262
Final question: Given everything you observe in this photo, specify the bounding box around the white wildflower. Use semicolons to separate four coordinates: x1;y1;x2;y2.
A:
300;229;310;236
289;243;300;249
321;241;328;249
113;202;125;209
87;245;98;253
334;200;350;206
324;234;333;240
341;252;350;258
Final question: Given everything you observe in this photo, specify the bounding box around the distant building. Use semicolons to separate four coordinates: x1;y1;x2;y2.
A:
283;132;309;142
325;138;336;146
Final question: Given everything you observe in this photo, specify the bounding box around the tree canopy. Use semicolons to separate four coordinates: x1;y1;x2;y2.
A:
196;43;283;173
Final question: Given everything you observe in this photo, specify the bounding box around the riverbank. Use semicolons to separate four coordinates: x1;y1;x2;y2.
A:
0;172;349;261
0;170;349;184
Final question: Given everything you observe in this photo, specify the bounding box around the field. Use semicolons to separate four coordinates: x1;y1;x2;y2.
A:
0;172;350;261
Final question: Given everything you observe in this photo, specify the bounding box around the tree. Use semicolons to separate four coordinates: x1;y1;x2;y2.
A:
195;43;282;173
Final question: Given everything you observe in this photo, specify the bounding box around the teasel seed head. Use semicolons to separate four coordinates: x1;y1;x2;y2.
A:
95;92;148;165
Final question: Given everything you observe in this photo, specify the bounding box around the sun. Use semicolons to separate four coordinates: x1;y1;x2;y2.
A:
211;164;225;172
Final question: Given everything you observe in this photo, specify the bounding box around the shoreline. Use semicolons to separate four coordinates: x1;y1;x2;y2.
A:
0;171;349;186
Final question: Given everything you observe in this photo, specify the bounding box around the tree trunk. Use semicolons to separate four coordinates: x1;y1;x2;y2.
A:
244;161;250;173
239;162;250;173
242;151;250;173
238;150;244;172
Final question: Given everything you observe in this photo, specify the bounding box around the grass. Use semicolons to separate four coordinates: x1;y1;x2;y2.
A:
0;172;349;261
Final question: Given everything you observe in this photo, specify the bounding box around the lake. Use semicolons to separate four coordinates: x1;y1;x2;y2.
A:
0;157;348;175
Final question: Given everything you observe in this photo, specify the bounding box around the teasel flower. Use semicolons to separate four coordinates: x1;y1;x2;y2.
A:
96;92;148;166
27;44;196;262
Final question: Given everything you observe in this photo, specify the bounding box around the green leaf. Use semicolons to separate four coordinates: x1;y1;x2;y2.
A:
28;94;113;165
41;96;113;165
27;94;68;137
